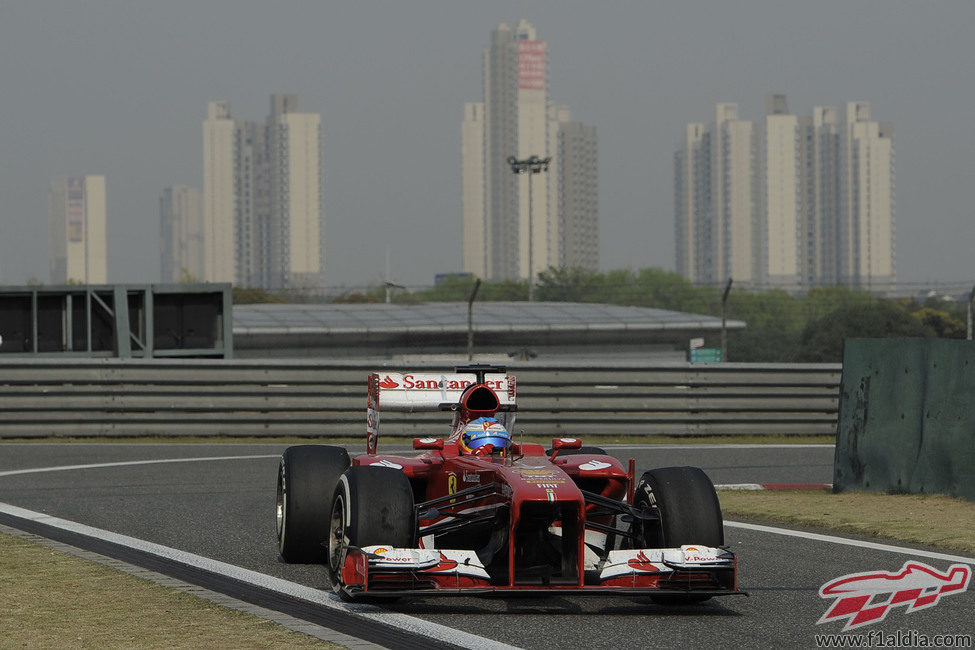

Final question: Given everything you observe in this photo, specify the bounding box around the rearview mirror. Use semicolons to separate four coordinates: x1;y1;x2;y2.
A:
551;437;582;451
413;437;444;450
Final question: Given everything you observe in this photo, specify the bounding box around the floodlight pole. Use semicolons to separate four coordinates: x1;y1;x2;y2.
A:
467;278;482;361
721;277;733;360
507;155;551;302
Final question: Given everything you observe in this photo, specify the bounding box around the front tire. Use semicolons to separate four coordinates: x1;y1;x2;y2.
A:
327;466;416;597
276;445;351;563
633;466;723;605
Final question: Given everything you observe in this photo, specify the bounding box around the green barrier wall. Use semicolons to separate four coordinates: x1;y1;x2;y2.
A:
834;339;975;500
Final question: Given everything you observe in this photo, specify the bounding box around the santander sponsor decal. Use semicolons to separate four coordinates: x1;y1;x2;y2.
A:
578;460;612;472
378;375;399;389
377;373;507;392
817;561;971;631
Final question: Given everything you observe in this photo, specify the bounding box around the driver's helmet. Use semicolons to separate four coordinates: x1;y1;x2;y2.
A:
459;417;511;454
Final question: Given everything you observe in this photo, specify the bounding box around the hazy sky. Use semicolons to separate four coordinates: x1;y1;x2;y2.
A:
2;1;974;291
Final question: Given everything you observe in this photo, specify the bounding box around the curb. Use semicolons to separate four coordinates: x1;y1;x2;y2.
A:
715;483;832;491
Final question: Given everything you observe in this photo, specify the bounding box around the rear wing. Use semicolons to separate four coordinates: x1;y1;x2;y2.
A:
366;365;517;454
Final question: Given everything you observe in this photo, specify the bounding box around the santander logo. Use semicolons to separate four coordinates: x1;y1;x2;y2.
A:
378;375;400;389
818;561;971;631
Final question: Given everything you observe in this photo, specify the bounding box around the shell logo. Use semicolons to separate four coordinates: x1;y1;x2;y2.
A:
373;547;390;555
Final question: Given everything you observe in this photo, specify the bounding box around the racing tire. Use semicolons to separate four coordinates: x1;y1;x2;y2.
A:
633;466;723;605
276;445;351;563
327;466;416;600
546;446;608;456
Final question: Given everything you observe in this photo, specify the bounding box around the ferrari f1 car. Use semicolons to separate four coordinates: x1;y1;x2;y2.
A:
275;365;742;603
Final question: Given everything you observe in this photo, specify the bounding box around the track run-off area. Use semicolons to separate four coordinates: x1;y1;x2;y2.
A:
1;443;972;649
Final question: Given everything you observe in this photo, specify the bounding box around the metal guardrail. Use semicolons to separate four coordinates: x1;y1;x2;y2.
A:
0;359;841;438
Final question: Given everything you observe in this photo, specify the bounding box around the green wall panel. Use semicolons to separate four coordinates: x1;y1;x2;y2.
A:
835;339;975;500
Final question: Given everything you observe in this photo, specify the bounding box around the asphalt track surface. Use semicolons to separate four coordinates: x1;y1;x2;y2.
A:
1;442;972;649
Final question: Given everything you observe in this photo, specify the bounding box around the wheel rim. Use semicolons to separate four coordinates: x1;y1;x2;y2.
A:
328;493;348;577
275;463;286;547
634;483;662;548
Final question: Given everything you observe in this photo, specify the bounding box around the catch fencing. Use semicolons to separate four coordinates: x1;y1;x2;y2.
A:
0;359;841;438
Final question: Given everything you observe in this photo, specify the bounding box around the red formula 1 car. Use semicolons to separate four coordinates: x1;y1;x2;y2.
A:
275;364;742;603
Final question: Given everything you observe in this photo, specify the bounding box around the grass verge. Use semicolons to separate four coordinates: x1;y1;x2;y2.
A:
0;531;339;649
718;489;975;554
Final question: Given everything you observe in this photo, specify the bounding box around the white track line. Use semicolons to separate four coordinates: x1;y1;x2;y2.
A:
603;443;835;450
0;501;518;650
725;520;975;565
0;455;279;478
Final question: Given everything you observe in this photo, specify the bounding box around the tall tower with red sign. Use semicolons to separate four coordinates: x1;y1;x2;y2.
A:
464;20;550;282
464;20;598;282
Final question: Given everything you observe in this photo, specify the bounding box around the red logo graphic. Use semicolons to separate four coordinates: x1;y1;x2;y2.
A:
627;551;660;572
818;561;971;631
378;375;399;389
430;552;458;572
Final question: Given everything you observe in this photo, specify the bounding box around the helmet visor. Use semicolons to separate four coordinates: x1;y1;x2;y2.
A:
463;427;511;449
465;432;510;449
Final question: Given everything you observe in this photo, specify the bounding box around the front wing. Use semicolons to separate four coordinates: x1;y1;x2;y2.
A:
337;545;743;599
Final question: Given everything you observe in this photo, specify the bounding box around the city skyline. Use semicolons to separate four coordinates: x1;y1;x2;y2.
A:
2;3;974;293
676;96;894;293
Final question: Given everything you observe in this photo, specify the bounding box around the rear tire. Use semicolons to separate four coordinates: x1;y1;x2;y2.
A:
547;446;608;456
327;466;416;598
276;445;350;563
633;466;723;605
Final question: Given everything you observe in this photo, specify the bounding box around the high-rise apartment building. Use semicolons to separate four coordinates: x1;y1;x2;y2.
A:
762;96;843;290
839;102;895;291
463;20;598;281
49;175;107;284
202;101;237;283
160;185;204;282
461;102;486;277
765;94;801;290
201;95;324;290
235;121;269;288
552;107;599;270
267;94;324;290
674;104;760;286
802;106;841;286
674;123;708;282
676;98;893;293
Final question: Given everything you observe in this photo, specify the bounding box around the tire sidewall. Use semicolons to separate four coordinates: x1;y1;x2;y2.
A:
327;465;415;593
277;445;351;563
634;466;724;548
